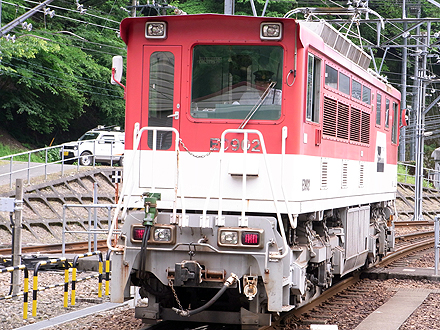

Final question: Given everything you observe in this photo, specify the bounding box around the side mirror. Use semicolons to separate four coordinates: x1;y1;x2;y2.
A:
111;56;123;85
400;108;408;128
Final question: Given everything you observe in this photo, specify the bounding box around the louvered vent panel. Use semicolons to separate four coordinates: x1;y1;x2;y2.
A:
350;108;361;142
337;103;350;140
334;36;350;56
361;111;370;144
321;160;328;189
359;163;364;188
342;161;348;188
323;97;337;137
299;21;371;70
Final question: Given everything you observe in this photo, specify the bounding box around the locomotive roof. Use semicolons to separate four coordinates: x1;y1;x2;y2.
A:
120;14;367;69
119;14;287;44
119;13;399;98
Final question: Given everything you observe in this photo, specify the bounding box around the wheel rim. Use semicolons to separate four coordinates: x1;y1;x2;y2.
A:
80;153;92;166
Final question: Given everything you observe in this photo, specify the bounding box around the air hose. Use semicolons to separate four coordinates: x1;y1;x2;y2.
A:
172;273;239;317
139;193;159;279
138;225;151;279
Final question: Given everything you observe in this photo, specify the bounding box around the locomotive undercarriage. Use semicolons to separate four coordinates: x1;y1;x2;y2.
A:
114;201;394;329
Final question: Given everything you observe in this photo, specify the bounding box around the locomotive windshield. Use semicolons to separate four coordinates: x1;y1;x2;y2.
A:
191;45;283;120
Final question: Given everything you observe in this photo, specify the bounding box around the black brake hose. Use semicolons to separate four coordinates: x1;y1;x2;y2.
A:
172;273;238;317
185;283;229;316
139;225;151;279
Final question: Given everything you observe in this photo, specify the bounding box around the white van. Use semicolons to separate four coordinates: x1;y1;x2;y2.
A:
61;126;125;166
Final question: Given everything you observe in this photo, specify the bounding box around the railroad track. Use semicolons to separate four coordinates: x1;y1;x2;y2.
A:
139;321;240;330
0;239;108;257
274;228;436;329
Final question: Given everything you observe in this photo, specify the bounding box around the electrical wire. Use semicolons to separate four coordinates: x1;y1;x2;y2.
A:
2;60;120;94
5;70;124;99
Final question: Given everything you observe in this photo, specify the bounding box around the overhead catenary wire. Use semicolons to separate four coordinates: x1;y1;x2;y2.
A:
5;70;124;99
2;60;122;95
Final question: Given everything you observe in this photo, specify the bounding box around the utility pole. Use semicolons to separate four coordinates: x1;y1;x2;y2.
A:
224;0;234;15
12;179;23;295
131;0;136;17
400;0;407;162
414;25;428;221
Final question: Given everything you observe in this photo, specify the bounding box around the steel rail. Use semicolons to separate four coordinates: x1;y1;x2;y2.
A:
276;230;436;324
0;239;107;256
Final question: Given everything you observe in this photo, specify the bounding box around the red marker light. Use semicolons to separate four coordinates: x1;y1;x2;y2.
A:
132;227;146;241
242;232;259;245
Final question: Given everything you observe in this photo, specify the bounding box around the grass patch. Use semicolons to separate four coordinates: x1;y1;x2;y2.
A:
398;163;433;188
0;143;61;163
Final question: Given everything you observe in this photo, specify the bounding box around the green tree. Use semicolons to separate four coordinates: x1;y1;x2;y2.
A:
0;0;127;146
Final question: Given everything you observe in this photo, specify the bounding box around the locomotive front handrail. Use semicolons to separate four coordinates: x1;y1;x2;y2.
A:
219;128;289;260
107;124;180;252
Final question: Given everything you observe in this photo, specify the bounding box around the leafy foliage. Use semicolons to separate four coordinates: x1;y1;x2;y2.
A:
0;0;127;146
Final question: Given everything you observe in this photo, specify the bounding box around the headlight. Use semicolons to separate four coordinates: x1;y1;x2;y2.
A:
220;231;238;245
260;22;282;40
218;228;264;248
145;22;167;39
153;228;171;242
130;224;175;244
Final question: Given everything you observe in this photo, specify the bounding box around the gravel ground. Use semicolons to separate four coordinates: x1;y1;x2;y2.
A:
3;271;440;330
0;269;142;330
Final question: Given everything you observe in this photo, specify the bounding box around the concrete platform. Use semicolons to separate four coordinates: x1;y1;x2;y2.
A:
354;289;431;330
15;301;128;330
356;267;440;330
362;266;440;281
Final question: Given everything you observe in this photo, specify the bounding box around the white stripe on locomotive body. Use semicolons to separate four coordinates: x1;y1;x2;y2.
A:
124;140;396;216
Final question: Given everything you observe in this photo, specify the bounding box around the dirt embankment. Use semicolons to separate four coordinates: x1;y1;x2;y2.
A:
0;127;28;151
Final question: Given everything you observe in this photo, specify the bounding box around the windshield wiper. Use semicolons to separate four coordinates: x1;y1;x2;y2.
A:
238;81;276;129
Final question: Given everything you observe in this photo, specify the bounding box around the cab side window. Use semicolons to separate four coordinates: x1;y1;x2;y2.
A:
306;53;322;123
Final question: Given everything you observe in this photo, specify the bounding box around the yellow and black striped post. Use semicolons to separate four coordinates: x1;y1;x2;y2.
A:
105;250;112;296
32;258;68;317
71;251;103;306
0;265;29;319
98;260;103;297
64;267;70;307
71;267;77;306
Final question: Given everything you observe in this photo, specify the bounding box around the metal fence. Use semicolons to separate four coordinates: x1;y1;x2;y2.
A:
397;161;440;189
0;141;121;189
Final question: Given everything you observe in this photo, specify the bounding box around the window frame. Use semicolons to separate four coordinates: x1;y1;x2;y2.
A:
324;64;338;90
351;79;362;101
385;98;390;130
338;72;350;95
306;52;322;123
376;93;382;126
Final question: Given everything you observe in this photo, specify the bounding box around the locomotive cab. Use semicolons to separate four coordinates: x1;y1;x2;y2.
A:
109;14;400;329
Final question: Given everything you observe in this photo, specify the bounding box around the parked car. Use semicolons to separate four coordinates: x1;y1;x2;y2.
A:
61;126;125;166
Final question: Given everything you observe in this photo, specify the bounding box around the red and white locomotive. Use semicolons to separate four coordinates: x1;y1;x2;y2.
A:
108;13;402;328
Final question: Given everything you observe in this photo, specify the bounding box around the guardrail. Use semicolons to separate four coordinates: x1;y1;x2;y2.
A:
397;161;440;189
0;144;79;189
71;251;104;305
32;257;70;317
62;203;120;256
17;253;111;319
0;264;29;319
0;140;122;189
